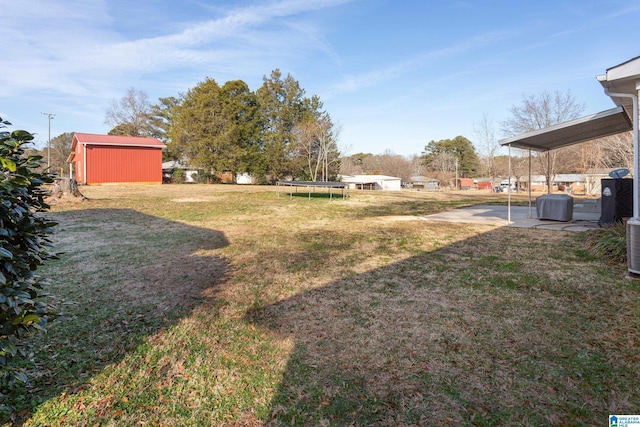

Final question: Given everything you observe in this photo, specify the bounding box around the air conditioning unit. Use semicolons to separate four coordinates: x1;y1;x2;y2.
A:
627;218;640;274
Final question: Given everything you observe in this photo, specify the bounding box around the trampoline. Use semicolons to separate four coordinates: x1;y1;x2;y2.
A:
276;181;348;200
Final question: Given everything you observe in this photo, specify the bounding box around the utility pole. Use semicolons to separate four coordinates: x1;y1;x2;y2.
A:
455;158;459;190
41;112;55;168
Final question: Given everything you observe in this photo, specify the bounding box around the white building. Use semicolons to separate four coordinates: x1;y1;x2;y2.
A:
162;160;199;183
341;175;402;191
236;172;256;184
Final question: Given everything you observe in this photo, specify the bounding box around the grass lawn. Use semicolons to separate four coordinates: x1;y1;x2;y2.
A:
4;185;639;426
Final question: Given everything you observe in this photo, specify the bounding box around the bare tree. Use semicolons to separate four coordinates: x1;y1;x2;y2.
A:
377;150;413;180
577;141;605;174
502;90;584;135
105;88;153;137
494;155;511;178
511;151;531;191
429;151;457;174
293;121;321;181
410;154;425;177
339;152;370;176
502;90;585;187
361;154;383;175
597;131;633;171
43;132;74;176
473;113;500;180
339;151;417;181
292;115;340;181
346;151;413;180
320;120;341;181
339;156;363;176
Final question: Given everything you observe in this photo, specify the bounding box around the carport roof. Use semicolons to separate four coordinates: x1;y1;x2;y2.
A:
499;106;631;152
500;56;640;152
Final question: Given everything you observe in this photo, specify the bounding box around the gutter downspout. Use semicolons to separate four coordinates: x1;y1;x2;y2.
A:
604;86;640;277
603;88;638;218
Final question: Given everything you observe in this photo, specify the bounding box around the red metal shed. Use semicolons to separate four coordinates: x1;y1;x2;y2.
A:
456;177;474;190
67;133;165;185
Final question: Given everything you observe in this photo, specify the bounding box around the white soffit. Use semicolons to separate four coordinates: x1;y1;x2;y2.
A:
597;55;640;114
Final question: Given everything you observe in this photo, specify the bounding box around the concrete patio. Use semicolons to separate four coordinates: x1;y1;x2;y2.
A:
420;204;601;232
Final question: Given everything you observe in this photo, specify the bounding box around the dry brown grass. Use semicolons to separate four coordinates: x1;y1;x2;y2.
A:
7;184;638;426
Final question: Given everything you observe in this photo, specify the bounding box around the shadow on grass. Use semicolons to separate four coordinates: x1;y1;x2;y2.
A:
247;227;639;425
7;202;639;425
5;208;229;426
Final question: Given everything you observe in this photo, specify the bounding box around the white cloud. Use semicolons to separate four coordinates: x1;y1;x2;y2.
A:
0;0;352;98
326;30;509;98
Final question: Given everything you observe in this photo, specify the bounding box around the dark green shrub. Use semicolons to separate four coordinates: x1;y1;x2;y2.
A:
172;168;185;183
584;222;627;264
0;117;57;401
200;171;220;184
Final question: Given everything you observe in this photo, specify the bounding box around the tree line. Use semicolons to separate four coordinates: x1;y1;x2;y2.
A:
38;87;633;186
416;91;633;187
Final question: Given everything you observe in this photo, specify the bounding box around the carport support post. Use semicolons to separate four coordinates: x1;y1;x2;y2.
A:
547;152;551;195
528;148;532;218
507;144;511;224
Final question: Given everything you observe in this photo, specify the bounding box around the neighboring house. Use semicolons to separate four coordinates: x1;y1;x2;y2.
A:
162;160;199;183
518;175;547;192
410;176;440;190
341;175;402;191
68;133;165;185
517;174;587;193
161;163;257;184
554;174;586;193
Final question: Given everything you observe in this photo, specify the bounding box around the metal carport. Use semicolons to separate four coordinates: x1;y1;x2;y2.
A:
499;56;640;276
499;106;631;152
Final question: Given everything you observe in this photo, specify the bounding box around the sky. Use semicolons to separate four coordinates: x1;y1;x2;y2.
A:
1;0;640;157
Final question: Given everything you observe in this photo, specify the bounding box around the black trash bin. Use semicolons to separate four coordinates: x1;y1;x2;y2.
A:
599;178;633;225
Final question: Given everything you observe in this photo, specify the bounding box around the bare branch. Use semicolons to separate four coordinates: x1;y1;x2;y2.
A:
105;88;153;137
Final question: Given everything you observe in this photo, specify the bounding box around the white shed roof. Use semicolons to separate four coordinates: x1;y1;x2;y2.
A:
162;160;195;170
342;175;401;183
